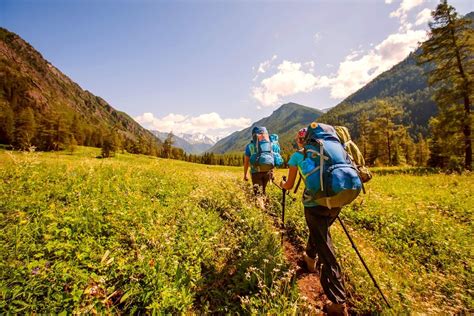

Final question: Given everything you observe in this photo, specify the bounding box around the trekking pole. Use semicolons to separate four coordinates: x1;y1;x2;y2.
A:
281;176;287;245
293;174;302;194
337;216;391;308
272;177;296;201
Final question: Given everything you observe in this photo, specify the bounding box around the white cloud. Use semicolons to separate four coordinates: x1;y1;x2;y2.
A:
251;28;427;105
385;0;393;3
324;1;430;99
135;112;251;137
327;28;427;98
251;0;430;106
252;60;323;107
390;0;426;31
257;55;278;74
415;8;432;26
390;0;425;18
253;55;278;82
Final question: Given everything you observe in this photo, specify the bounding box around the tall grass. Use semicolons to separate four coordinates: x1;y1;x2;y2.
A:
0;148;305;313
1;149;472;313
271;167;473;314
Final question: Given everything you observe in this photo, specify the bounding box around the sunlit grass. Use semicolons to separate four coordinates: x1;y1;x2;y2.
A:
1;148;472;313
0;147;304;313
271;167;473;314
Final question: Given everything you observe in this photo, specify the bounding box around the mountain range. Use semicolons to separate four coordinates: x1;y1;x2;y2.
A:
209;102;323;153
151;131;216;154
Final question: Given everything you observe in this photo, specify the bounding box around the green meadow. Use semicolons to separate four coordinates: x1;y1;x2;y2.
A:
1;147;472;313
272;167;473;314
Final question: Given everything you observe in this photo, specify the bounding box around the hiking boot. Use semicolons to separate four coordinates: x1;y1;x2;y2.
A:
256;196;266;210
323;302;348;316
303;252;317;273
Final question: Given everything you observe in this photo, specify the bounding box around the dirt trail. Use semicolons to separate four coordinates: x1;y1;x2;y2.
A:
247;184;328;313
281;237;326;314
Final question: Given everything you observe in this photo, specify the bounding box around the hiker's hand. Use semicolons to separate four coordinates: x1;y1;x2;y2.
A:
280;180;286;189
244;175;249;181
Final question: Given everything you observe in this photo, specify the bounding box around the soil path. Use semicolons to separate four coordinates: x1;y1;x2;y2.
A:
281;236;326;314
247;184;329;313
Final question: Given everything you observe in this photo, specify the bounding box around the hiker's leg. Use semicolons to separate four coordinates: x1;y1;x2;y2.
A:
304;206;337;259
261;171;272;195
304;206;346;304
304;210;318;260
261;171;273;207
251;172;264;196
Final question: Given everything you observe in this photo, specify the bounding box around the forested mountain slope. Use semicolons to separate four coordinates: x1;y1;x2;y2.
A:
0;27;161;153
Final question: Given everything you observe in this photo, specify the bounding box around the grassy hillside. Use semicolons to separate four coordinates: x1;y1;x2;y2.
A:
1;148;472;313
209;103;323;154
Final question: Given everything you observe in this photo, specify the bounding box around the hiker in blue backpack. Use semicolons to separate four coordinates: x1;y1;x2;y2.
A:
244;126;277;197
280;123;361;316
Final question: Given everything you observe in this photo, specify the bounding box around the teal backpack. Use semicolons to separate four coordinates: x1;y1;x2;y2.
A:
270;134;284;167
298;122;362;209
249;126;275;172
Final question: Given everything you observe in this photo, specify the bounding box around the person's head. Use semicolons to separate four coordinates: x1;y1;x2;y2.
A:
251;126;267;137
295;127;307;148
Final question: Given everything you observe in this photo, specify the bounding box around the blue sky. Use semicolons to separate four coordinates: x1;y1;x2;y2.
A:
1;0;473;138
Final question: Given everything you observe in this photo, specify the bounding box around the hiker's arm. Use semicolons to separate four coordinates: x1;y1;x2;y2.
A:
281;166;298;190
243;156;250;181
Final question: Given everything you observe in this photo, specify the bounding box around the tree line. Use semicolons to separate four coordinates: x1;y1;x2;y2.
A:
159;132;244;166
0;101;161;157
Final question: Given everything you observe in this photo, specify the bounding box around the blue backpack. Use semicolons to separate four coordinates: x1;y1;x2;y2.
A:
298;122;362;209
249;126;275;172
270;134;284;167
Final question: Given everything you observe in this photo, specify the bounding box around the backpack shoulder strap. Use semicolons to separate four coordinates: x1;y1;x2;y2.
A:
249;142;256;155
255;136;261;166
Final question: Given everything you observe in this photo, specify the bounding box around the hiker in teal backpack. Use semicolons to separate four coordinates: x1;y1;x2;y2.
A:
280;123;361;316
244;126;277;196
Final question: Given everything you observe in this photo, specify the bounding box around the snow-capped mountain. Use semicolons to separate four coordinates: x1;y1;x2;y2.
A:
151;131;218;154
176;133;218;145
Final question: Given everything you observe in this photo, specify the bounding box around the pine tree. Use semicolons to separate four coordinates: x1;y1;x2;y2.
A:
53;116;71;151
0;102;15;144
417;1;473;170
162;132;174;158
14;107;36;150
101;132;117;158
398;127;416;165
415;133;430;166
71;115;84;145
357;111;371;159
370;100;404;165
